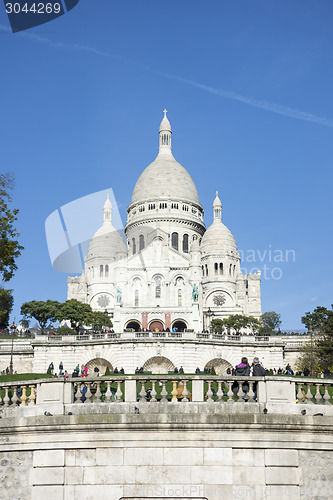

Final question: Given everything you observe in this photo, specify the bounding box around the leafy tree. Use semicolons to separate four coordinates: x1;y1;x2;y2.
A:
89;311;112;330
0;287;14;328
21;300;61;333
298;305;333;374
301;306;330;332
260;311;282;335
0;173;23;283
211;318;224;333
57;299;93;334
223;314;249;333
19;317;30;329
0;174;23;328
246;316;262;334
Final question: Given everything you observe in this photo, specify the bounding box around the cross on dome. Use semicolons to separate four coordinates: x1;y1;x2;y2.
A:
163;109;168;118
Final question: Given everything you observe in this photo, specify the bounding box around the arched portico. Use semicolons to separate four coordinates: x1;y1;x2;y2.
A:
126;320;141;332
172;319;187;332
85;358;113;375
205;358;233;375
143;356;174;374
149;320;164;331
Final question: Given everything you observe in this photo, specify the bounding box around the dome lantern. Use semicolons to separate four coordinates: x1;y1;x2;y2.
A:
159;109;172;155
213;191;222;221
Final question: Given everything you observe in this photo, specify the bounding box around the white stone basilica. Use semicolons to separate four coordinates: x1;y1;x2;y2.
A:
67;111;261;332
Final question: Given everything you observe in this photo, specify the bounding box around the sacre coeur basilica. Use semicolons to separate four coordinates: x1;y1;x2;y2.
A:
67;111;262;335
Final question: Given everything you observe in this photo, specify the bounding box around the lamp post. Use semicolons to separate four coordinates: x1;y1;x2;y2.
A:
207;307;214;333
309;326;314;377
104;309;108;332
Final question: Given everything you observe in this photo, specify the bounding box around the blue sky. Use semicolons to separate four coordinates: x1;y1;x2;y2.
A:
1;0;333;329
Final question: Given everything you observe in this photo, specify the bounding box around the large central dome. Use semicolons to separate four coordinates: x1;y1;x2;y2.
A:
130;111;200;207
131;154;200;205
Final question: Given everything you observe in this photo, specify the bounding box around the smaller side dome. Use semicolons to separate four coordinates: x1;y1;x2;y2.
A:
87;196;126;259
200;192;237;255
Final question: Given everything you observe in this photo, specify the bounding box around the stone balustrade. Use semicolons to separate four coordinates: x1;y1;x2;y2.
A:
41;332;285;343
0;380;37;407
1;375;333;417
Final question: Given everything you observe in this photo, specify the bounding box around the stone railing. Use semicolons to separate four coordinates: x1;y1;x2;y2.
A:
39;332;282;343
1;375;333;416
0;380;37;407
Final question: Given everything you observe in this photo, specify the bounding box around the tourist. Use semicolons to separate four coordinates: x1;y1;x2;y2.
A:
119;367;125;374
232;357;251;399
64;371;69;379
114;367;119;374
179;366;184;374
49;362;54;375
59;361;63;375
252;357;267;401
75;364;80;376
174;367;178;374
81;383;87;402
195;367;200;374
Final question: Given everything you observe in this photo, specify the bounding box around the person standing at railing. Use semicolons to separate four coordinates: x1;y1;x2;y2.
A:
252;357;267;401
59;361;63;376
232;357;251;399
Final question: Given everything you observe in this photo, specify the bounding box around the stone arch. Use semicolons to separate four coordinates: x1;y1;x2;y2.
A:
126;320;141;332
143;356;174;374
85;358;113;375
172;319;187;332
205;358;233;375
149;320;164;331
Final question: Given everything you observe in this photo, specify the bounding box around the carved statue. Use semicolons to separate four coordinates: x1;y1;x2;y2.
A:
115;285;122;304
192;283;199;302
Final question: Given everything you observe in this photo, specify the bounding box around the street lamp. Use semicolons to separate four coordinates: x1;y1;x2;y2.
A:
207;307;215;333
104;309;108;332
309;326;315;377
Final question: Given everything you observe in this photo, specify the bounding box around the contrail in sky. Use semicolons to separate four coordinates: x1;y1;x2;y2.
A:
2;24;333;128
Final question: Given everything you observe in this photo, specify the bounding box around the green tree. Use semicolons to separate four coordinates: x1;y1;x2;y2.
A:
0;287;14;328
298;306;333;374
246;316;262;334
89;311;112;330
21;300;61;333
211;318;224;333
260;311;282;335
19;317;30;329
0;174;23;328
0;173;23;282
223;314;249;333
57;299;93;334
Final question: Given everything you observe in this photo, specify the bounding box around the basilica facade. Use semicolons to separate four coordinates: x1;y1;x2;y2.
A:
67;112;261;332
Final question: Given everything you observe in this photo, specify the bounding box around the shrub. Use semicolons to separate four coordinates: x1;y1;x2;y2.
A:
105;367;111;376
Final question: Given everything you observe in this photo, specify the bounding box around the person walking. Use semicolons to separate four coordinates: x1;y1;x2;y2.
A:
59;361;63;375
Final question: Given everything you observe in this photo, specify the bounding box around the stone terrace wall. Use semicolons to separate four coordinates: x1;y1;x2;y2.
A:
0;450;32;499
0;411;333;500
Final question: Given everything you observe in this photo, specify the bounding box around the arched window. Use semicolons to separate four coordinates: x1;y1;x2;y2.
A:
229;264;232;276
139;234;145;251
100;265;103;277
105;265;109;278
132;238;136;255
135;289;139;307
233;265;236;276
214;263;218;275
171;232;179;251
202;265;204;276
178;289;182;306
155;277;161;299
182;234;189;253
205;264;208;276
220;263;223;275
